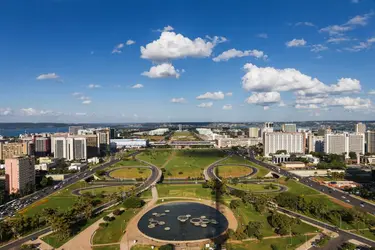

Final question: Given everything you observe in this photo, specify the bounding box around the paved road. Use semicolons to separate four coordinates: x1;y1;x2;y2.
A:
245;150;375;215
0;152;162;250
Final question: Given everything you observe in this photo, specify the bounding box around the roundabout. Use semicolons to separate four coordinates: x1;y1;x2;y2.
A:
137;201;230;241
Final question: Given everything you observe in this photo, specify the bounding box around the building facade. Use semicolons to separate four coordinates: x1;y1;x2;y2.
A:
69;126;84;135
5;156;35;195
248;127;260;138
366;131;375;154
0;142;26;161
307;134;325;153
217;138;262;148
34;137;51;157
281;124;297;133
263;132;305;157
324;133;365;157
355;122;366;134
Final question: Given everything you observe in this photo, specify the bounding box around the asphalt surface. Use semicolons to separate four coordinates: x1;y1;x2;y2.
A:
245;149;375;215
0;152;162;250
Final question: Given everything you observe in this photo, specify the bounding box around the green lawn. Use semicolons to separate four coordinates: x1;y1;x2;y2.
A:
20;181;88;216
228;183;284;193
163;149;226;178
92;245;120;250
216;165;252;178
233;202;317;238
109;168;151;179
131;245;160;250
157;184;232;201
220;155;249;165
280;179;320;196
140;188;152;199
137;149;174;167
171;131;198;141
110;159;146;168
248;161;270;178
81;185;134;196
227;235;315;250
41;210;109;248
93;209;140;244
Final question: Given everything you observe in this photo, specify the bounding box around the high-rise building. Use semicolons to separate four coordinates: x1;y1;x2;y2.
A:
324;133;365;157
307;134;324;153
366;131;375;154
248;127;260;138
5;156;35;195
263;132;305;157
0;142;26;161
53;137;87;160
110;128;116;139
281;124;297;133
69;126;84;135
261;122;274;139
53;137;67;159
355;122;366;134
34;137;51;157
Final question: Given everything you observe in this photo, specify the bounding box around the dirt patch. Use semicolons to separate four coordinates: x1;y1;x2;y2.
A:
19;198;49;214
161;150;176;168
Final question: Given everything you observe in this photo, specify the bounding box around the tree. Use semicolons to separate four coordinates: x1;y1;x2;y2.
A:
73;196;93;220
340;242;356;250
159;244;174;250
40;176;49;187
348;152;357;160
123;196;145;208
245;221;263;240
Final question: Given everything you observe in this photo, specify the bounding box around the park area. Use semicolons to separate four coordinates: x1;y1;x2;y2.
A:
228;183;283;193
80;185;134;196
216;165;253;178
109;167;151;179
163;149;226;178
157;184;232;201
170;131;199;141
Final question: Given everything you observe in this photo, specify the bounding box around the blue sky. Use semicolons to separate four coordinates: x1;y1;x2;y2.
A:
0;0;375;123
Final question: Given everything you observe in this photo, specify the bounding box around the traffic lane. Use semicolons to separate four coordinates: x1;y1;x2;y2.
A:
246;155;375;214
0;227;51;250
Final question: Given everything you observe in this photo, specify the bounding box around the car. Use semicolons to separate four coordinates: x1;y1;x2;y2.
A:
360;204;364;207
342;196;346;199
346;199;350;203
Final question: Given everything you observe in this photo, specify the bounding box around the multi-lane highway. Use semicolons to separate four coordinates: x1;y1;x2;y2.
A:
245;149;375;215
0;152;161;250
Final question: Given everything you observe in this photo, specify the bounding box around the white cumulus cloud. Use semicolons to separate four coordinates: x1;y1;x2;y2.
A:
82;100;92;105
286;39;307;47
88;84;101;89
213;48;267;62
196;91;225;100
141;63;182;79
36;73;59;80
325;97;371;110
131;84;144;89
245;92;281;106
126;40;135;45
197;102;213;108
222;104;232;110
171;97;186;103
112;43;124;54
141;31;225;61
225;92;233;96
295;22;315;27
311;44;328;52
0;108;12;116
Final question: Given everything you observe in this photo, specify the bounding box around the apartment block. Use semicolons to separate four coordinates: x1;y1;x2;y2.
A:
263;132;305;157
5;156;35;195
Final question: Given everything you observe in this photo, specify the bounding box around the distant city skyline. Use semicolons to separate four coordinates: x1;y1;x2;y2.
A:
1;0;375;122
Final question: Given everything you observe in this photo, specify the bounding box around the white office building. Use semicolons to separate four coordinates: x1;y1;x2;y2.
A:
307;134;325;153
248;127;260;138
148;128;169;136
366;131;375;154
261;122;274;139
263;132;305;157
355;122;366;134
110;139;148;148
324;133;365;157
217;138;261;148
52;137;87;161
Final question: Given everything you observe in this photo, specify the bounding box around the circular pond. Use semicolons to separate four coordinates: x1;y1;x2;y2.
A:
137;202;229;241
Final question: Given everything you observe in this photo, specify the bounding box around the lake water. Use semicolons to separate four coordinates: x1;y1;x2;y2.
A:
0;127;69;137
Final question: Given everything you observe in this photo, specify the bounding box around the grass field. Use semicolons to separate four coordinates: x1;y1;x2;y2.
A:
92;245;120;250
93;209;140;244
170;131;198;141
227;235;315;250
163;149;226;178
157;184;232;201
233;202;318;238
280;179;320;196
220;156;271;178
41;210;109;248
131;245;160;250
140;188;152;198
19;181;88;216
110;159;146;168
137;149;174;167
81;185;134;196
228;183;283;193
109;168;151;179
216;165;252;178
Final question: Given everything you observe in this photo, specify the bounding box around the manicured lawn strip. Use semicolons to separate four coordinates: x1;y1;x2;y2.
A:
280;179;320;196
228;183;282;193
131;245;160;250
110;160;146;168
355;229;375;241
247;161;270;178
137;149;174;167
227;235;315;250
171;131;198;141
216;165;252;178
109;168;151;179
41;210;110;248
92;245;120;250
163;149;226;178
220;155;249;165
93;209;140;244
20;181;88;216
156;184;233;201
81;185;134;196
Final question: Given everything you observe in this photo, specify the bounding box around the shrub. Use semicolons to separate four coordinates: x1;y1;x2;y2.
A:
159;244;174;250
123;196;145;208
178;171;183;175
113;209;122;216
103;216;114;222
